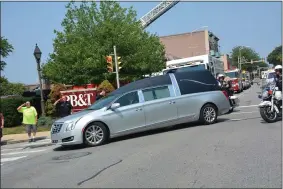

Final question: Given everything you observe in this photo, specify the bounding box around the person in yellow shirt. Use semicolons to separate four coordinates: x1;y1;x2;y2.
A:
17;101;38;142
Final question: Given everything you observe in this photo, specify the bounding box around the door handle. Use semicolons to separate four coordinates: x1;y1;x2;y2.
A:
171;101;176;104
135;108;142;111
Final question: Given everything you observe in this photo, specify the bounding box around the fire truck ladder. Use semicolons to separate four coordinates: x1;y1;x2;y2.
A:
139;0;180;29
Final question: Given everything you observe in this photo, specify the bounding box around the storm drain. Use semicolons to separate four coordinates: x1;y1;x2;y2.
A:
52;152;92;161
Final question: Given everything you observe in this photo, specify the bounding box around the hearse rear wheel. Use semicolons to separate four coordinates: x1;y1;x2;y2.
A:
84;122;108;147
199;104;218;125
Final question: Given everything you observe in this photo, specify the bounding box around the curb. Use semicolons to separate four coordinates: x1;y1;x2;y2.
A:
1;136;49;146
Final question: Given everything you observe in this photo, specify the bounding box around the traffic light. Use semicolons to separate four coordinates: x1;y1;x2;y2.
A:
117;56;122;71
106;56;113;73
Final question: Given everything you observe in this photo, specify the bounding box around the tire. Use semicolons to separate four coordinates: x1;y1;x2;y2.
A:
199;104;218;125
259;107;278;123
83;122;108;147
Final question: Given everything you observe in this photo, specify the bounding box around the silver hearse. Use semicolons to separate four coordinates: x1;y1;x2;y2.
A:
51;70;231;147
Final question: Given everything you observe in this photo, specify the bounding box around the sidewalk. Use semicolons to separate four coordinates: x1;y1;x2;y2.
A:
1;131;50;145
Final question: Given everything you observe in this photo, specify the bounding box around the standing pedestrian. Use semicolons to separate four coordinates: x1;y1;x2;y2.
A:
0;113;4;143
54;95;73;118
17;101;38;142
96;89;106;101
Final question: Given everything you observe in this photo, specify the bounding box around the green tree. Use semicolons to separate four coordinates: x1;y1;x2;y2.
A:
0;77;26;96
267;45;282;66
0;36;14;71
43;1;166;85
45;84;67;116
98;80;115;93
230;46;268;72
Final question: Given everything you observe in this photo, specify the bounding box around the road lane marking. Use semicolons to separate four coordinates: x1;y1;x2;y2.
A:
1;156;27;162
237;105;258;108
232;111;258;115
1;149;46;156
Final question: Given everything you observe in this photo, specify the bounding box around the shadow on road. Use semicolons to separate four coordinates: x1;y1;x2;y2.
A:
53;116;267;152
53;121;209;151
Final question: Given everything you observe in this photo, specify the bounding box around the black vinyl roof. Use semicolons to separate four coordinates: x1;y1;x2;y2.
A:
110;70;216;95
174;70;218;85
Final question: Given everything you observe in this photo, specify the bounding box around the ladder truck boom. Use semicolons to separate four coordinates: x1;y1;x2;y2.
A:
139;0;180;29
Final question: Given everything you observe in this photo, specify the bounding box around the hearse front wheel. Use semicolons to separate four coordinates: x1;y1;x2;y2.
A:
199;104;218;125
83;122;108;147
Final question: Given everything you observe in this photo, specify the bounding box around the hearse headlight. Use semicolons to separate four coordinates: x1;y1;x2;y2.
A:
64;117;82;131
65;121;76;131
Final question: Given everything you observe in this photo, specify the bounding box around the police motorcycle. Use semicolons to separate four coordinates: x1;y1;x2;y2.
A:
258;83;282;123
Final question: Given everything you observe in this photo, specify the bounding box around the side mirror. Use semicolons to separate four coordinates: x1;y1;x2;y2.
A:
110;103;120;110
258;95;262;99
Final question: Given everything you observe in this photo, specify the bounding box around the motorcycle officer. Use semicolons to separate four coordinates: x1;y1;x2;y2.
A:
274;65;282;91
217;74;230;89
217;74;234;107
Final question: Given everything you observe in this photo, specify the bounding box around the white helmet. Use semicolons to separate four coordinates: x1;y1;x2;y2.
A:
274;65;282;70
218;74;225;78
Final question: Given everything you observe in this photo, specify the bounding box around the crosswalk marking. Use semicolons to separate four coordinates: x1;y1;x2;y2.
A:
1;148;24;152
1;156;27;163
1;144;52;166
1;149;46;156
19;139;51;147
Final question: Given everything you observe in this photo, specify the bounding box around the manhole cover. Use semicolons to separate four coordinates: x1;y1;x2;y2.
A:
52;152;92;160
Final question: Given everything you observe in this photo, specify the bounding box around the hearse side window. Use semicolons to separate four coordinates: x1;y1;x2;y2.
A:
115;91;139;107
142;86;171;102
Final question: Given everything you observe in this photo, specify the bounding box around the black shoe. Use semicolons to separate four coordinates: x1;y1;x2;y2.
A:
28;139;32;143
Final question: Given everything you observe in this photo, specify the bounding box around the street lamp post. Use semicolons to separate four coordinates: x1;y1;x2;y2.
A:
238;45;250;70
33;44;46;116
237;45;250;90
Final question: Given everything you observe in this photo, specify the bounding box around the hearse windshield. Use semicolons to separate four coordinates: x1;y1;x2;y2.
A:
87;94;119;110
225;72;238;78
163;64;206;74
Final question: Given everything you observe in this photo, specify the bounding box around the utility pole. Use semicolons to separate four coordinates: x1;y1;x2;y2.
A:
113;46;120;88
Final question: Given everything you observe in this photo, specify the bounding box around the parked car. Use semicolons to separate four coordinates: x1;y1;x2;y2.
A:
51;70;231;147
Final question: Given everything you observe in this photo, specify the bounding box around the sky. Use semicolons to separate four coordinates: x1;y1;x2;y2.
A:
1;1;282;84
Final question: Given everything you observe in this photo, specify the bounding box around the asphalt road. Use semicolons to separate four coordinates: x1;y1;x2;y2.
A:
1;84;281;188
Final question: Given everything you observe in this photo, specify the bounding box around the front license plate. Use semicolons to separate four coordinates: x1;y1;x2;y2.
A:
52;140;58;144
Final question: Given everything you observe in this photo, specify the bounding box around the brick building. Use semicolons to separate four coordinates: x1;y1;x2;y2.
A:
160;30;221;60
221;54;232;71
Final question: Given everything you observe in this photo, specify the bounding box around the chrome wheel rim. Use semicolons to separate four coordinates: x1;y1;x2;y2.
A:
85;125;104;144
203;107;216;123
